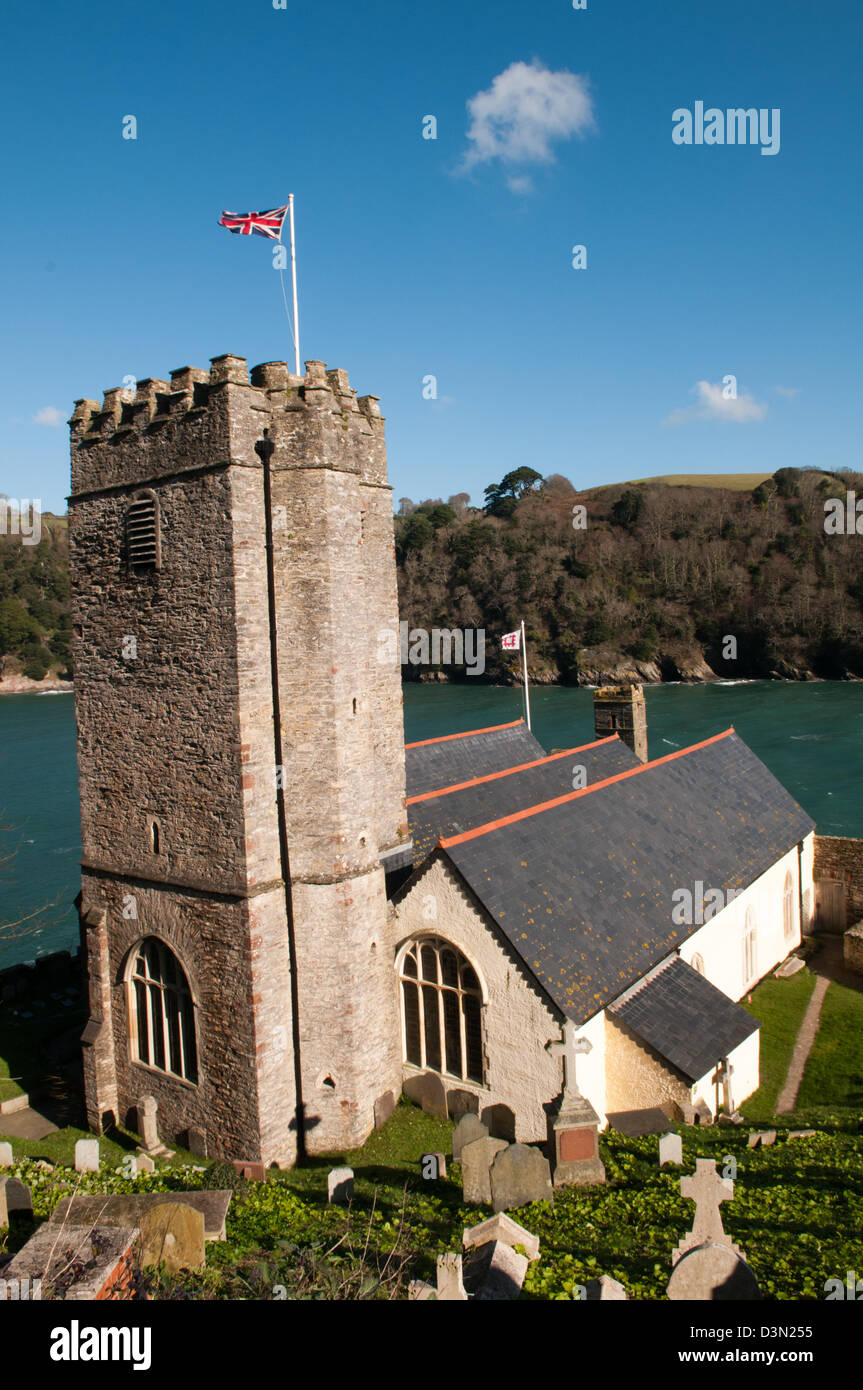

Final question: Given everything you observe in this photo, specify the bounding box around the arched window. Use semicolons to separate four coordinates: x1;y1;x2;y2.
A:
783;871;795;939
743;908;757;987
400;937;484;1084
130;938;197;1083
691;953;705;977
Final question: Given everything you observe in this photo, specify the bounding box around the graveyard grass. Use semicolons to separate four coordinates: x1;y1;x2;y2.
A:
3;1099;863;1301
796;977;863;1112
739;968;818;1119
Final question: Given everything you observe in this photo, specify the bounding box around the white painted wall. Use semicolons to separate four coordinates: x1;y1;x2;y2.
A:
690;1029;760;1116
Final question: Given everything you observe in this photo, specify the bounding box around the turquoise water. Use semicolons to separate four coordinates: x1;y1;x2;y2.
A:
1;681;861;968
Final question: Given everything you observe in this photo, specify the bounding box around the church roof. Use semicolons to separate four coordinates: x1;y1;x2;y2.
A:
407;735;641;864
435;727;814;1025
405;719;546;798
608;957;760;1083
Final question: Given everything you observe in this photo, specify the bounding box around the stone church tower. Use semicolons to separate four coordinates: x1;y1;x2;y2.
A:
69;355;410;1166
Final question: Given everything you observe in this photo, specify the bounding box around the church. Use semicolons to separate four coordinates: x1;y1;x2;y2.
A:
67;353;814;1168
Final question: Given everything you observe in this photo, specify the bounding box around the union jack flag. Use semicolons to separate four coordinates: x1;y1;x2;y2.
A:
218;206;288;240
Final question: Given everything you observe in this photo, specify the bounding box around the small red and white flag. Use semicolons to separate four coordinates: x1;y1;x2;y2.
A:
501;630;521;651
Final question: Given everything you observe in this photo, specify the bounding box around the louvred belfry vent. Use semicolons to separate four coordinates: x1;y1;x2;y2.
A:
126;491;161;571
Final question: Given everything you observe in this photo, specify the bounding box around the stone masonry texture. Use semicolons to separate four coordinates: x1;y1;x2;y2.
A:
69;355;407;1165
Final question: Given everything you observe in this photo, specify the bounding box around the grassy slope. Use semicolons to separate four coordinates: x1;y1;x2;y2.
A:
740;968;818;1120
797;979;863;1112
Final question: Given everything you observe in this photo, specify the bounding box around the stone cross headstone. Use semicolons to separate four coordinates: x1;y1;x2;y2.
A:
74;1138;100;1173
461;1136;508;1205
138;1202;206;1275
327;1166;354;1204
463;1212;540;1261
713;1059;735;1115
452;1112;488;1161
546;1023;592;1101
136;1095;160;1151
659;1132;683;1166
489;1143;554;1213
672;1158;742;1262
0;1142;13;1167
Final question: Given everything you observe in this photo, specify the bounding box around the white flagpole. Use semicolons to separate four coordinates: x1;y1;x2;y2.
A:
288;195;301;376
520;619;531;730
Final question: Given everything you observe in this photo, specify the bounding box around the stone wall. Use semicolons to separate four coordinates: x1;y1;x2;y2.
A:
605;1015;692;1117
813;835;863;929
844;921;863;974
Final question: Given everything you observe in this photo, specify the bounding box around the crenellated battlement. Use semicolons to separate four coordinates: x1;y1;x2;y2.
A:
69;354;387;496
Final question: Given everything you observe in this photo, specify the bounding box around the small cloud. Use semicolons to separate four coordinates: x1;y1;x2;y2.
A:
33;406;64;427
460;60;596;185
774;386;800;399
665;380;768;426
506;173;534;194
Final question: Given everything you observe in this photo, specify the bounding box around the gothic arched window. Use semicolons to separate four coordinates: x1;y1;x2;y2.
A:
399;938;484;1084
743;908;758;987
129;938;197;1083
783;871;795;940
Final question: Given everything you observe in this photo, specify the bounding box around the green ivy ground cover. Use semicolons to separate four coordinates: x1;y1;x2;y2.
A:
2;1102;860;1301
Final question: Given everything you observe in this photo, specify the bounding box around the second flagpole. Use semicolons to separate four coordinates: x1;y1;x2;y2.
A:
520;619;531;731
288;195;300;376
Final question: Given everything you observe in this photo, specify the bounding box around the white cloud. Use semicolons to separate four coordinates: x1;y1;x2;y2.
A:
461;60;596;180
33;406;63;427
664;380;768;426
774;385;800;399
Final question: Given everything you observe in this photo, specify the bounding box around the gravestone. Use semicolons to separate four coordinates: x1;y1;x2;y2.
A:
2;1223;138;1302
50;1190;232;1242
489;1144;554;1213
135;1153;156;1173
461;1136;508;1205
421;1152;446;1180
447;1088;479;1123
659;1132;683;1166
185;1128;208;1158
403;1071;448;1119
0;1175;33;1227
373;1090;396;1129
328;1166;354;1204
435;1252;467;1301
776;957;805;978
138;1202;206;1274
0;1142;12;1167
747;1129;777;1149
546;1025;606;1187
788;1129;817;1141
74;1138;100;1173
136;1095;161;1151
463;1212;540;1261
667;1242;761;1301
463;1239;528;1300
584;1275;628;1300
452;1113;488;1161
482;1103;516;1143
408;1277;435;1300
672;1158;742;1262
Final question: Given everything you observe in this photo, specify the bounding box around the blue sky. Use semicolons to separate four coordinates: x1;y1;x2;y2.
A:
2;0;860;513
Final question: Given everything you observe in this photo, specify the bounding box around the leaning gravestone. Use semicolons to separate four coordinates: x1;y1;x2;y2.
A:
403;1072;448;1119
447;1089;479;1123
463;1212;540;1261
138;1202;206;1275
659;1132;683;1166
0;1142;13;1167
328;1166;354;1204
482;1104;517;1143
452;1113;488;1161
584;1275;628;1301
49;1191;232;1242
74;1138;100;1173
463;1239;528;1300
489;1144;554;1214
461;1136;508;1205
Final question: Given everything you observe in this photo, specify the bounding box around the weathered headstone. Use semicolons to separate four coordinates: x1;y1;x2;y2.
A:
403;1072;448;1119
135;1095;161;1151
482;1103;516;1143
787;1129;817;1141
421;1152;446;1180
2;1223;138;1302
672;1158;741;1262
452;1113;488;1161
463;1239;528;1300
489;1143;554;1213
328;1166;354;1204
435;1252;468;1301
546;1025;606;1187
408;1277;435;1300
584;1274;628;1300
49;1190;232;1242
463;1212;540;1261
659;1132;683;1166
1;1175;34;1228
185;1128;208;1158
447;1088;479;1123
138;1202;206;1274
776;957;805;978
667;1242;761;1301
373;1090;396;1129
461;1136;508;1205
135;1152;156;1173
0;1141;13;1167
74;1138;100;1172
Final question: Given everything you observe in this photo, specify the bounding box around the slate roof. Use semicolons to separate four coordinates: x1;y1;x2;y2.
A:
608;957;760;1083
408;736;641;865
405;719;546;799
436;728;814;1025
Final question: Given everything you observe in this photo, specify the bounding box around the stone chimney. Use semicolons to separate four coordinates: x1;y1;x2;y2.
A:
593;684;648;763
